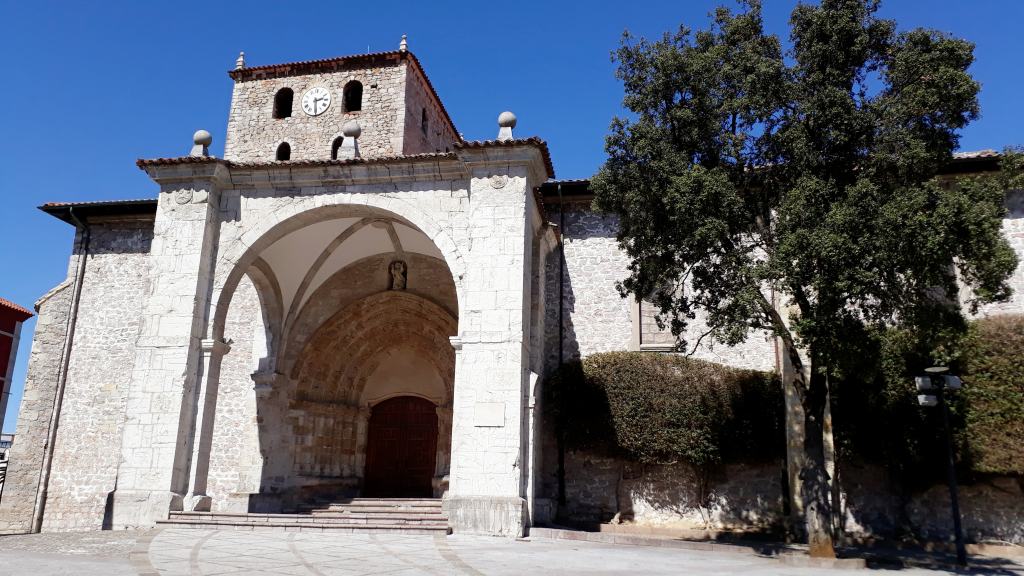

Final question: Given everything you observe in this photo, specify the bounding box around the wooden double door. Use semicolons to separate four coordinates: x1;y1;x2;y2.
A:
364;396;439;498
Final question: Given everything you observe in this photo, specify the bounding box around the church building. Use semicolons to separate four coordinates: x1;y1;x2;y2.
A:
1;41;1021;538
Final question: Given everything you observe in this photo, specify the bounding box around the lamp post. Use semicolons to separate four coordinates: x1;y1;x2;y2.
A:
915;366;967;567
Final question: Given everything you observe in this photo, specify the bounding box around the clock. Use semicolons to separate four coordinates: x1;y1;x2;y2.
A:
301;86;331;116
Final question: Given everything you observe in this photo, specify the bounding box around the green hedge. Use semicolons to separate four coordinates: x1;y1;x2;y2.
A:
549;315;1022;479
959;315;1024;475
545;352;783;467
833;314;1024;480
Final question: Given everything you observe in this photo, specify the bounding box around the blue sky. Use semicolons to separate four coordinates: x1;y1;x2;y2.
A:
2;0;1022;432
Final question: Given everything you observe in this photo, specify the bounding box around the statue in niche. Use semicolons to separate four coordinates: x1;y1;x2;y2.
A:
389;260;408;290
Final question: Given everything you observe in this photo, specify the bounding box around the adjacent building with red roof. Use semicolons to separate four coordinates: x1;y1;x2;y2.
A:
0;298;33;434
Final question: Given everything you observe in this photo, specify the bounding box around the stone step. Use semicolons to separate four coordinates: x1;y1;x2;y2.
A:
305;498;442;509
307;510;447;520
303;505;444;515
167;511;447;525
157;517;450;534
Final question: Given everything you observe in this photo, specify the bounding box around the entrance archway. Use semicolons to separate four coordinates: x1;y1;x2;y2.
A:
198;204;459;512
364;396;439;497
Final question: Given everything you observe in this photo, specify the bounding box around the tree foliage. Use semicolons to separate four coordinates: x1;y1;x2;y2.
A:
546;352;782;467
593;0;1016;355
591;0;1019;554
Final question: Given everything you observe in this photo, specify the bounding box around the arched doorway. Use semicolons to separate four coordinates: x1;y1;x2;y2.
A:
202;204;461;510
364;396;438;497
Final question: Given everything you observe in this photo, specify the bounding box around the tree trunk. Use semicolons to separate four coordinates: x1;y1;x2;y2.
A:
801;367;836;558
761;293;836;557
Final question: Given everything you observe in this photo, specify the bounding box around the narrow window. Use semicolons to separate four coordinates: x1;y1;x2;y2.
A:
331;137;343;160
343;81;363;112
273;88;294;119
421;108;428;136
276;142;291;161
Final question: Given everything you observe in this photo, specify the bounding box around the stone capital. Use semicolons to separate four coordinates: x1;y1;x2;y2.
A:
201;338;231;356
251;370;287;396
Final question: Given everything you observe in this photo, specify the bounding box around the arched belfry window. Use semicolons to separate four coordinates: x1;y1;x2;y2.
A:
273;88;294;119
276;142;291;161
421;108;428;136
343;81;362;112
331;136;343;160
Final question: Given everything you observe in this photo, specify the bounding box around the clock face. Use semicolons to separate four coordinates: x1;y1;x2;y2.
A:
301;86;331;116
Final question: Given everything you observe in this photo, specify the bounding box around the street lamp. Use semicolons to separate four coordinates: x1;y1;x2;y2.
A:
915;366;967;566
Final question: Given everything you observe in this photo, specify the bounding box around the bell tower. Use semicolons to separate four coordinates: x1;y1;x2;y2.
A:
223;38;459;162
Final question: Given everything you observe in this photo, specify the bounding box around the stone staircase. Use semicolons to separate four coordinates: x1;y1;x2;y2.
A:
156;498;450;534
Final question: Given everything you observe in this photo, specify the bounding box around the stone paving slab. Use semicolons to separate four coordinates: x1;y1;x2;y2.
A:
0;529;1022;575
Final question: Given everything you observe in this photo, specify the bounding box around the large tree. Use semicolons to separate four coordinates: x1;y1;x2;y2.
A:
592;0;1018;557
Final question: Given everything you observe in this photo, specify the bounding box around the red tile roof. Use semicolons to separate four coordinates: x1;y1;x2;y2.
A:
228;50;458;145
135;152;456;169
0;297;33;319
41;198;157;208
39;199;159;226
135;139;557;179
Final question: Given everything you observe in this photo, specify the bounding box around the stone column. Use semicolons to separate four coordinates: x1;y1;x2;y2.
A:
111;161;229;528
354;407;370;480
434;404;453;497
252;369;289;510
183;338;230;511
443;145;547;537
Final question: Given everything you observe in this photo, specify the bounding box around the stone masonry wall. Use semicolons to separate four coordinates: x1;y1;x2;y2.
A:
562;451;784;531
224;64;407;162
206;274;262;512
40;222;152;531
543;202;776;375
401;64;459;155
0;275;74;534
562;450;1024;544
544;204;632;369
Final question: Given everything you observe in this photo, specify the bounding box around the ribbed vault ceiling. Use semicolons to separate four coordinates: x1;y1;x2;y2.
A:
257;216;446;321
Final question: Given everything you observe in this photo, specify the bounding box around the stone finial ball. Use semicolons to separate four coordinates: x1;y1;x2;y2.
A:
342;120;362;138
498;111;517;129
193;130;213;146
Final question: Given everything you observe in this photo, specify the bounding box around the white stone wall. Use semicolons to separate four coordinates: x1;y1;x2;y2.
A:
111;167;226;529
0;276;73;534
205;274;262;512
41;223;152;531
544;203;776;374
401;64;458;155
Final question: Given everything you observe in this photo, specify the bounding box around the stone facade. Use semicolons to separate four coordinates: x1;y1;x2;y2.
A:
224;53;458;162
559;450;1024;544
205;275;263;512
0;276;73;534
561;452;783;531
3;46;1022;547
41;223;153;531
543;202;776;375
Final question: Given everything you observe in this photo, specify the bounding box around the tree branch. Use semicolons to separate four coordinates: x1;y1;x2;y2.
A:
754;289;809;397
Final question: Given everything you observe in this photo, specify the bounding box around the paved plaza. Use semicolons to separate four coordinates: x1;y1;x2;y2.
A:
0;529;1021;576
